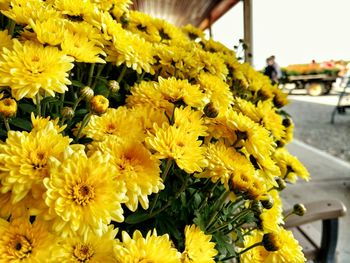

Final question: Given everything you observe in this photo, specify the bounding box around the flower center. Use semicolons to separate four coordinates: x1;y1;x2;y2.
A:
30;151;48;169
9;235;32;259
73;243;94;262
72;183;95;206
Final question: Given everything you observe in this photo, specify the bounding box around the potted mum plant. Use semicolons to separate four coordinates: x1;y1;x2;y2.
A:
0;0;309;262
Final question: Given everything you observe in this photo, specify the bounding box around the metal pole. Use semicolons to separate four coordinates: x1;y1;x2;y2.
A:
243;0;253;64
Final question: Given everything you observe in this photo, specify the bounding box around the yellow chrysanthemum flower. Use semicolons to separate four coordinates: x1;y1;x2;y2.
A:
182;225;218;263
0;40;74;100
273;147;310;183
198;141;254;188
196;49;228;80
129;105;169;138
88;137;164;212
152;18;187;44
107;25;155;73
2;0;61;25
82;107;144;142
51;225;118;262
127;10;161;43
126;80;174;116
29;18;67;46
31;112;66;133
174;106;208;137
240;228;306;263
54;0;94;17
115;230;181;262
0;122;73;203
0;217;57;262
259;189;284;232
197;72;233;115
61;33;106;63
0;30;13;51
181;24;205;40
146;124;207;174
157;77;207;109
233;98;286;140
44;151;127;237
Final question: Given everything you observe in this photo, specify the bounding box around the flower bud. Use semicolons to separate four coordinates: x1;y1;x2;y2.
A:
0;98;17;118
293;203;306;216
204;102;219;118
108;80;120;93
251;200;263;215
80;86;94;101
274;177;286;191
90;95;109;115
262;233;282;252
260;194;274;210
61;107;74;120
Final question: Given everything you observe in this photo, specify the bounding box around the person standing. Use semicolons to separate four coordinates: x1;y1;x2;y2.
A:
270;55;282;80
264;57;278;84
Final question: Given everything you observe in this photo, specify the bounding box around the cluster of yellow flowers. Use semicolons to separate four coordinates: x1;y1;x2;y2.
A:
0;0;310;262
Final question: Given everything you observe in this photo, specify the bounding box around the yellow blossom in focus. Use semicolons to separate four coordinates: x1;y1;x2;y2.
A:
0;122;73;203
51;225;118;262
198;141;254;188
0;40;74;100
115;230;181;263
61;33;106;63
44;151;127;237
82;107;144;142
0;217;57;262
197;72;233;115
88;137;164;211
29;18;67;46
173;106;208;137
146;124;207;174
182;225;218;263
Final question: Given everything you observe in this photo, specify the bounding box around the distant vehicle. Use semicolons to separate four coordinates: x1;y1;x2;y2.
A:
280;61;344;96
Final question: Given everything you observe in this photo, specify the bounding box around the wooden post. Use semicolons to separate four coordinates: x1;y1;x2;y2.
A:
243;0;253;64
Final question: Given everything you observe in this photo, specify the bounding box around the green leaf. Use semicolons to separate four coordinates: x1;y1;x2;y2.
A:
71;80;85;87
18;103;36;114
9;118;32;131
75;109;89;116
125;212;149;224
41;96;60;105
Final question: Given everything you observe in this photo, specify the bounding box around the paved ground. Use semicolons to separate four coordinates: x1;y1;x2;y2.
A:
284;88;350;162
281;88;350;263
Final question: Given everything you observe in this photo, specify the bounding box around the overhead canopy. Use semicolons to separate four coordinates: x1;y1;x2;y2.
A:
131;0;240;28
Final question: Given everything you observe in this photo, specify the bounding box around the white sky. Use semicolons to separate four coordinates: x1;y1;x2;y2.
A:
210;0;350;70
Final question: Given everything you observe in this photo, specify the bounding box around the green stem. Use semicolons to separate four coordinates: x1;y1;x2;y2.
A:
91;64;105;89
7;19;16;36
87;63;95;87
36;93;41;117
205;190;230;231
74;112;91;143
220;242;263;261
72;97;83;112
3;118;10;132
117;64;127;83
149;159;173;214
147;173;190;220
208;209;252;234
283;211;294;221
